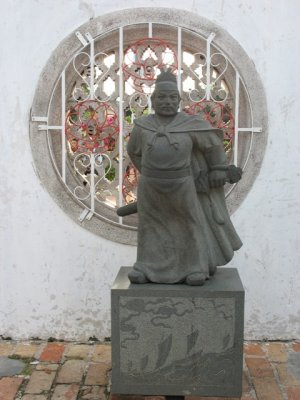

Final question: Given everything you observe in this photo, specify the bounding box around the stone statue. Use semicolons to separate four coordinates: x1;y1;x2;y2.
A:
119;70;242;286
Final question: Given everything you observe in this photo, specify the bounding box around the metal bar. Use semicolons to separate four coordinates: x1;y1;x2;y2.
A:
177;26;182;98
76;31;88;46
238;127;262;133
118;26;124;224
148;22;153;111
148;95;152;115
48;126;63;130
38;125;48;131
90;154;95;213
234;72;240;166
238;72;255;170
206;33;216;101
148;22;153;38
38;125;63;131
32;116;48;122
86;32;95;100
86;211;94;220
78;208;89;222
61;70;66;183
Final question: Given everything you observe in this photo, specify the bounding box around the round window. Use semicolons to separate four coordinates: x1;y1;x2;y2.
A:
30;9;267;244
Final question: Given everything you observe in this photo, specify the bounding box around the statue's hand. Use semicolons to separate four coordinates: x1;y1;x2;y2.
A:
209;170;227;188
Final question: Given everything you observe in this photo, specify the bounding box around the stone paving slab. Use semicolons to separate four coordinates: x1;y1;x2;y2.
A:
245;357;274;378
25;370;56;394
252;377;283;400
265;342;288;363
0;357;25;377
65;344;92;360
92;345;111;364
51;383;80;400
80;385;106;399
0;343;15;357
287;386;300;400
36;363;60;371
293;342;300;352
14;343;40;359
85;363;109;386
39;343;65;363
56;359;86;383
0;340;298;399
0;376;23;400
244;343;265;357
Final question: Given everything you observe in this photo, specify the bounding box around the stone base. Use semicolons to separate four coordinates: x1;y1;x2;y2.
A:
111;267;244;397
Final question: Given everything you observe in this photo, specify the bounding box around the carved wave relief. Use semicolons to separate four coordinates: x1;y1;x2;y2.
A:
119;296;235;384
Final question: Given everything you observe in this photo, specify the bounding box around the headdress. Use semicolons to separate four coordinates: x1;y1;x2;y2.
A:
154;69;179;92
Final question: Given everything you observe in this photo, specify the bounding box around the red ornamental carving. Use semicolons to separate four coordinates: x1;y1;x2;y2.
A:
186;101;235;153
122;38;178;92
65;100;119;153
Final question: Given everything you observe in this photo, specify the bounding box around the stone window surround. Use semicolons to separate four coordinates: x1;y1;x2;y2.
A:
30;7;268;245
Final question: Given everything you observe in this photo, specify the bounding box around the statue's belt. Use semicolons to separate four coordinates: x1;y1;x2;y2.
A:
117;165;242;218
141;167;190;179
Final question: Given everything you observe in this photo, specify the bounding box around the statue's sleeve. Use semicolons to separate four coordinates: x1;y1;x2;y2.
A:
127;125;142;172
192;129;228;169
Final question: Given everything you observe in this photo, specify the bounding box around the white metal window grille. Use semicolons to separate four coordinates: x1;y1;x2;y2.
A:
33;23;261;230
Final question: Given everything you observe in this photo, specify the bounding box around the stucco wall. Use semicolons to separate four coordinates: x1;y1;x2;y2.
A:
0;0;299;340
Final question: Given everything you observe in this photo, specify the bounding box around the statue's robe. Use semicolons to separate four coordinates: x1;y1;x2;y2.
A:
127;112;242;284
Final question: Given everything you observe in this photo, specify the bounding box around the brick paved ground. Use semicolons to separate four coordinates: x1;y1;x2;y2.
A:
0;340;299;400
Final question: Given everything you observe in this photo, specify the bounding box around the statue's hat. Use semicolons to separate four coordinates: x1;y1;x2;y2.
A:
154;69;179;91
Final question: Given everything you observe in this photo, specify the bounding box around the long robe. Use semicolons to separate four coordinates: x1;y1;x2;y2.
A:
127;112;242;284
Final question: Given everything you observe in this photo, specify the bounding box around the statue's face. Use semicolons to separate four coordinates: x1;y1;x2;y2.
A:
152;90;180;117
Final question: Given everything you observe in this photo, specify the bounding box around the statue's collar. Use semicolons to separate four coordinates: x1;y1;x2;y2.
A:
134;112;213;133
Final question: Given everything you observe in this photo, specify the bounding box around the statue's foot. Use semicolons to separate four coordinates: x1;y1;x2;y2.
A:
128;270;149;284
185;272;206;286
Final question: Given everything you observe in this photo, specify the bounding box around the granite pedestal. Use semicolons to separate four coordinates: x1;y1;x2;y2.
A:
111;267;244;397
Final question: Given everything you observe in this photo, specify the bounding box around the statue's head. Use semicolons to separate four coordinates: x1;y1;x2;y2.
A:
151;70;180;117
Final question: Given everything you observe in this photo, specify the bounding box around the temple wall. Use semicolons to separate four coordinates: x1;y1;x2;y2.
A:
0;0;299;340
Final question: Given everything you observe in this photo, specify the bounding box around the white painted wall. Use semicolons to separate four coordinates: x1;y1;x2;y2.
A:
0;0;299;340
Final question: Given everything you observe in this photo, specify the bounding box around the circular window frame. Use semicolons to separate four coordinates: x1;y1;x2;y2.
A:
30;7;268;245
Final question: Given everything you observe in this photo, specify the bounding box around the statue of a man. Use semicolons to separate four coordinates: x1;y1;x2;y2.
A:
126;70;242;285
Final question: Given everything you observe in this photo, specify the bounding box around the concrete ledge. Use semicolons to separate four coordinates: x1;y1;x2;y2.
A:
111;267;244;397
